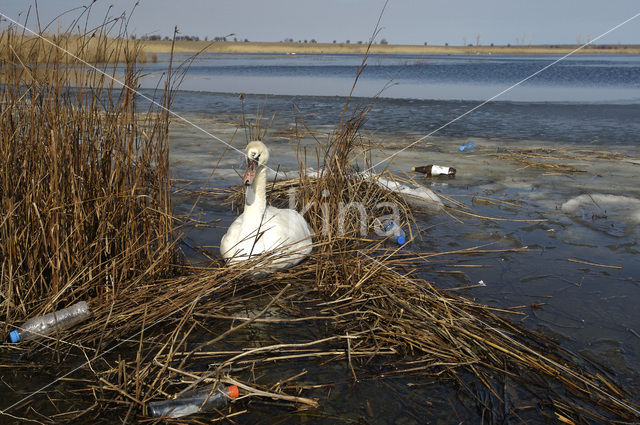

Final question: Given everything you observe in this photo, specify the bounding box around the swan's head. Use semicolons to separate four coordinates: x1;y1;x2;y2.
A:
243;140;269;185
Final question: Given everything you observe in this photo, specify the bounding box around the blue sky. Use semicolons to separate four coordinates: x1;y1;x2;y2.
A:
1;0;639;46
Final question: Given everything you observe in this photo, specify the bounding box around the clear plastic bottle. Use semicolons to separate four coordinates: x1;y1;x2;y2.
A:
8;301;92;343
459;140;476;152
411;165;456;177
148;383;240;418
383;220;406;245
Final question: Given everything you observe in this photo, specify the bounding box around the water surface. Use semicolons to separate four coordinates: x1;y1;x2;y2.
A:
143;52;640;102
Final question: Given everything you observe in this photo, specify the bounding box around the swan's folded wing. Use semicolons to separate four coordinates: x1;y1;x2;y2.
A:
263;207;313;258
221;207;312;268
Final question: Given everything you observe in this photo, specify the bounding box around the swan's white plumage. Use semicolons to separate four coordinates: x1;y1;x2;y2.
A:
220;141;312;270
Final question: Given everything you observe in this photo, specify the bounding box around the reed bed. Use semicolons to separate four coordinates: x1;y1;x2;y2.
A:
0;17;176;342
0;2;148;68
0;32;148;67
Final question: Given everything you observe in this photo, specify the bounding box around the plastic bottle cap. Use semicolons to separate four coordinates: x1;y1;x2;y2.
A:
9;330;20;343
396;235;406;245
228;385;239;399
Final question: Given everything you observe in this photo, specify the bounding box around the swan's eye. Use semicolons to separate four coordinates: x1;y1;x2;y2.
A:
247;153;260;167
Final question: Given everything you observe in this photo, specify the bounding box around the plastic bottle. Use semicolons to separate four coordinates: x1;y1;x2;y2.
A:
8;301;92;343
148;383;240;418
383;220;406;245
459;141;476;152
411;165;456;177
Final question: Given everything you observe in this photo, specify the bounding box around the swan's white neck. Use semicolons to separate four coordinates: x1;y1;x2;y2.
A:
244;165;267;217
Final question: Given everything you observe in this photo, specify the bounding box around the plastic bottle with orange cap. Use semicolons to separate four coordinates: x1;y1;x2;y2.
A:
148;383;239;418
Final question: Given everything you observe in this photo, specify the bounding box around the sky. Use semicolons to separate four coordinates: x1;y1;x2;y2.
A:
1;0;639;46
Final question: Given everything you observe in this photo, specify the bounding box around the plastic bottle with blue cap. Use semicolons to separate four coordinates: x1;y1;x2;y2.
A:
459;140;476;152
8;301;92;343
383;220;406;245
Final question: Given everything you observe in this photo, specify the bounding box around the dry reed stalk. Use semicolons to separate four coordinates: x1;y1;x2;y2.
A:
489;146;632;173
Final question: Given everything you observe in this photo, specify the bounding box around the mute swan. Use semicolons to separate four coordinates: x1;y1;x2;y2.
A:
220;141;313;270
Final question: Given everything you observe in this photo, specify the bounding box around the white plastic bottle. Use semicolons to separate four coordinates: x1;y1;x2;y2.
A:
383;220;406;245
8;301;92;343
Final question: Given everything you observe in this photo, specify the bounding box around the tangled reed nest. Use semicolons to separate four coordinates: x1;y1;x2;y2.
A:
1;10;639;425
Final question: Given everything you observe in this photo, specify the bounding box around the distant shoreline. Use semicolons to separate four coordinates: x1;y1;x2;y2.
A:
143;40;640;55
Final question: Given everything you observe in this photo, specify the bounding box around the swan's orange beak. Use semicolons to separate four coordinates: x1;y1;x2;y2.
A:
243;157;258;185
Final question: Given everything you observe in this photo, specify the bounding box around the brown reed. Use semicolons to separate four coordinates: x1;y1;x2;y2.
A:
489;146;629;173
0;15;175;334
0;2;147;68
0;32;148;67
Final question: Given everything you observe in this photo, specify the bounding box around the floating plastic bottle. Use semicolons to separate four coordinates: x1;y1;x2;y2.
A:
459;140;476;152
8;301;92;343
383;220;406;245
411;165;456;177
148;383;240;418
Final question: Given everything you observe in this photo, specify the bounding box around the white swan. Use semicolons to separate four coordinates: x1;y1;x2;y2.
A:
220;141;313;270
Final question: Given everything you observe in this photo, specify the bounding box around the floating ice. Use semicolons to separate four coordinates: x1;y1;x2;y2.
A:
561;194;640;237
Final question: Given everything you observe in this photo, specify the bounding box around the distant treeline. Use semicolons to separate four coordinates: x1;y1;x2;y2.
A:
131;34;249;42
131;35;393;44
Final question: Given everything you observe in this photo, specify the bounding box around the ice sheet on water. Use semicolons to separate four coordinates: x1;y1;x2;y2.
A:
561;194;640;237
